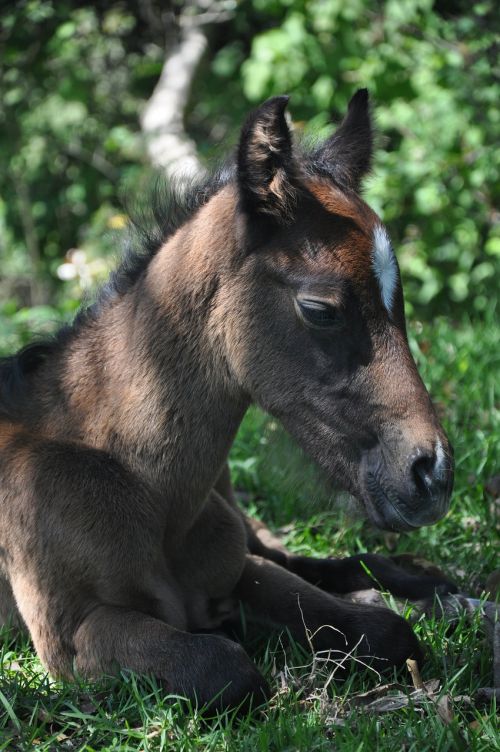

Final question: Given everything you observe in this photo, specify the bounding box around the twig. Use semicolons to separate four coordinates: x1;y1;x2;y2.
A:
406;658;424;690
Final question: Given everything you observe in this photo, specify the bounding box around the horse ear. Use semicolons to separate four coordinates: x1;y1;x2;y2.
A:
237;95;298;221
314;89;373;192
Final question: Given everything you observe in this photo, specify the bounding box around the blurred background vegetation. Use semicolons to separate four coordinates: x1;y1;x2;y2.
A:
1;10;499;746
0;0;498;354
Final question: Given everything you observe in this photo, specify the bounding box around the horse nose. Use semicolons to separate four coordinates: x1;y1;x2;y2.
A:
360;437;453;530
408;444;450;501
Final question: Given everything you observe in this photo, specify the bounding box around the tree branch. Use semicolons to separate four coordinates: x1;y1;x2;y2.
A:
140;24;208;180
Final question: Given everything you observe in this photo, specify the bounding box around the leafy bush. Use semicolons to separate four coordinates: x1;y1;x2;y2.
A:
210;0;499;315
0;0;498;335
0;1;158;312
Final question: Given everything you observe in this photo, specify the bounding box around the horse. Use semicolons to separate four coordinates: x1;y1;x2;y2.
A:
0;89;456;710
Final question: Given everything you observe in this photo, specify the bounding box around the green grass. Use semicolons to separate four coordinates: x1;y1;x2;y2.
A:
1;313;499;751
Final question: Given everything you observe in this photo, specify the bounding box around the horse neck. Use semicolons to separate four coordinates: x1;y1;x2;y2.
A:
52;187;249;512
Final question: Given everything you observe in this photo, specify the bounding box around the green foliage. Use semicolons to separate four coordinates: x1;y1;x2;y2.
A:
232;0;499;315
0;1;159;311
1;1;498;327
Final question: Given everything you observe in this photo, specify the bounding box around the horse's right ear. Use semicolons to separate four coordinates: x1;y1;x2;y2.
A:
237;96;298;222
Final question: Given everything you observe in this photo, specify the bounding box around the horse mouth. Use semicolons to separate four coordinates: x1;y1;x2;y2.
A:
361;474;421;532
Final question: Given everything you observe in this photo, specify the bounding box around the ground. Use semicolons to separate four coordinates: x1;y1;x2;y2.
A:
0;314;498;751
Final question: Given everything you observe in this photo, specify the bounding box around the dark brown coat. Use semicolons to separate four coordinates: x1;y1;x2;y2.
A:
0;91;455;710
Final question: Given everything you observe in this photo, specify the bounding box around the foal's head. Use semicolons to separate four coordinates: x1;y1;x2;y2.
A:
220;90;453;531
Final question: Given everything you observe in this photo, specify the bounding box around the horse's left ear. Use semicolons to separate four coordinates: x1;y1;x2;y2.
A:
314;89;373;192
237;95;298;222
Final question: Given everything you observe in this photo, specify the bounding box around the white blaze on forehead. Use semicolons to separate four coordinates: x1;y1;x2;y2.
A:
372;225;397;314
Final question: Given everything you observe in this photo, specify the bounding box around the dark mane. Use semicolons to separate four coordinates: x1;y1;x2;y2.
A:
104;165;234;299
0;165;234;421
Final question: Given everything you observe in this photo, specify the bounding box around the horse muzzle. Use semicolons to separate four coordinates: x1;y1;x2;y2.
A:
359;440;454;532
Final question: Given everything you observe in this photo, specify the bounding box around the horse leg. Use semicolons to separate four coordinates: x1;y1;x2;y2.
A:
72;606;268;709
284;551;458;600
215;457;456;600
0;576;23;629
214;464;291;566
9;568;267;710
2;441;267;710
239;507;457;599
235;554;423;670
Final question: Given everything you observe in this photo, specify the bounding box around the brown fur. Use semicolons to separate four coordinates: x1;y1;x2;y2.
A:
0;91;455;711
306;178;377;233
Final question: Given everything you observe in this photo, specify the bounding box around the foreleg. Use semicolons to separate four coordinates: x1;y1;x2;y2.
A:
235;554;422;671
217;464;456;600
242;512;456;599
73;605;268;710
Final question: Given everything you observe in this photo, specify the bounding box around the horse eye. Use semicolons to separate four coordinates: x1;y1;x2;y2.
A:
296;299;341;330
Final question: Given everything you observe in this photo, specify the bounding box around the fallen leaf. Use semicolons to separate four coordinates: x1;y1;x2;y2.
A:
350;682;406;706
145;728;162;739
276;523;295;536
461;515;481;531
363;693;414;713
453;694;472;705
424;679;440;693
4;661;22;672
435;694;454;724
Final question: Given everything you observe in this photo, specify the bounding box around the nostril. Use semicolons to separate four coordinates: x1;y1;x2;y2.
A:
411;452;436;497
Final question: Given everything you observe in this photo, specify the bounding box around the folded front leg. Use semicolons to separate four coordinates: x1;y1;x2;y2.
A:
286;552;458;600
241;512;456;600
235;555;423;671
2;439;267;713
73;605;268;711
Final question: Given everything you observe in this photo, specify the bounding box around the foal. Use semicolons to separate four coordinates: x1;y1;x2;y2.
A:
0;90;455;709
